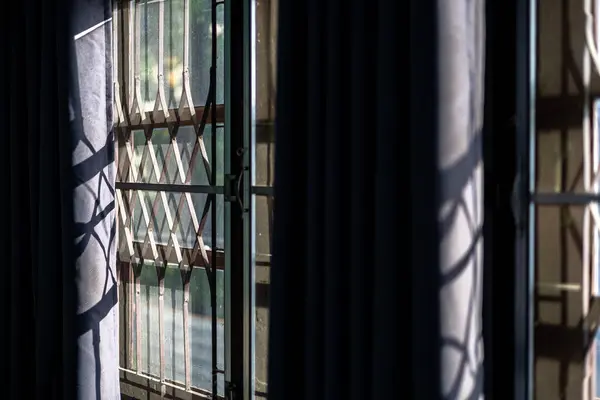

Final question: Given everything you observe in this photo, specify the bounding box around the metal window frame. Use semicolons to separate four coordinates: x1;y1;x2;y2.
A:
514;0;537;397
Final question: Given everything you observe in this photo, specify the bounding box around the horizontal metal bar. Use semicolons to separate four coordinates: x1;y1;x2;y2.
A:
127;104;225;130
117;182;225;194
119;367;219;399
536;282;581;292
120;243;225;270
251;186;274;196
531;192;600;205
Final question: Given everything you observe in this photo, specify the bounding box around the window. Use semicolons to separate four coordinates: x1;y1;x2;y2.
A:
114;1;276;398
532;1;600;397
113;0;226;397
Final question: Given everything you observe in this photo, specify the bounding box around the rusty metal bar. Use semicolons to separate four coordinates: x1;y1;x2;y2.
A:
117;181;224;194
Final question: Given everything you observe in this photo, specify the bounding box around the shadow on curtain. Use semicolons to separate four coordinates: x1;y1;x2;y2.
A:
268;0;486;399
0;0;119;399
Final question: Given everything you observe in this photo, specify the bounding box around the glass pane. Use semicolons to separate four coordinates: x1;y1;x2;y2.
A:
254;0;277;189
140;264;160;376
535;205;587;398
190;267;225;394
254;194;273;398
134;263;225;394
253;0;277;397
254;130;275;187
118;264;136;370
164;267;185;382
137;0;225;111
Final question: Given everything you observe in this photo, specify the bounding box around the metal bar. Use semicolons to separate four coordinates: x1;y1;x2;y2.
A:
127;262;135;369
584;0;594;396
124;245;225;269
145;134;183;263
182;268;192;390
157;266;166;397
223;0;232;387
131;104;225;129
179;0;196;121
134;264;143;374
117;182;225;195
244;0;257;398
128;0;136;112
130;0;146;124
153;0;170;121
163;101;218;265
211;1;219;397
113;1;126;126
536;282;582;292
515;0;537;395
183;0;190;74
119;367;219;399
531;192;600;205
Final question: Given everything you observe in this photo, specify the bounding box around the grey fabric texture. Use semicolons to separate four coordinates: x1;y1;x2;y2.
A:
71;0;119;398
437;0;485;398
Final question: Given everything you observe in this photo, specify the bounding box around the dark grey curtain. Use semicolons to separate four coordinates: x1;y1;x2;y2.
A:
269;0;486;398
0;0;118;399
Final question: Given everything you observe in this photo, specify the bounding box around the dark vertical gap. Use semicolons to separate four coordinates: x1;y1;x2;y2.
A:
409;0;438;397
228;0;245;398
483;0;517;398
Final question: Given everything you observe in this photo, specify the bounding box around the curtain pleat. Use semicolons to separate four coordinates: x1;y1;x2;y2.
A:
269;0;486;399
0;1;118;399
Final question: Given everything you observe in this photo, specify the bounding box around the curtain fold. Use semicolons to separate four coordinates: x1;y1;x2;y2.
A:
269;0;486;398
0;0;118;399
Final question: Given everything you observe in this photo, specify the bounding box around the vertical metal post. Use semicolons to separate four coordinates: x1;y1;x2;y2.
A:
515;0;537;396
210;0;219;398
224;0;232;389
135;265;143;374
182;268;192;390
583;2;594;399
244;0;257;397
157;266;166;397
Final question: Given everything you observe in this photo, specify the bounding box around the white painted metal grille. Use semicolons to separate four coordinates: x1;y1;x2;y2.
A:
113;0;226;398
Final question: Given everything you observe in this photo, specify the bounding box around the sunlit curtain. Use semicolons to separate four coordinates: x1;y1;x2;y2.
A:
269;0;486;398
0;0;118;398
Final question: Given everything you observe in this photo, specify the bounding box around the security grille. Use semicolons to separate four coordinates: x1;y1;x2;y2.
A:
113;0;226;398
